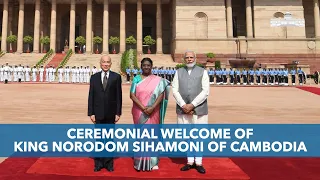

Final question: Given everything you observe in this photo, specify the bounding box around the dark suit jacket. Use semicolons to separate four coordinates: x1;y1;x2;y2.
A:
88;71;122;122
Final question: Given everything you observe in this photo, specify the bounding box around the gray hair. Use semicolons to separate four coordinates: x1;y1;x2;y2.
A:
184;50;197;59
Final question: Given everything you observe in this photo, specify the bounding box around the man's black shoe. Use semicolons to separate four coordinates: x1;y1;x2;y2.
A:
180;163;195;171
94;167;102;172
106;166;114;172
195;165;206;174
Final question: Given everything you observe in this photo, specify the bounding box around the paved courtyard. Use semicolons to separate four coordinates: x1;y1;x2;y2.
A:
0;83;320;163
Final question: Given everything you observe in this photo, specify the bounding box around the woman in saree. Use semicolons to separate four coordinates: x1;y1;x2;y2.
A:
130;58;170;171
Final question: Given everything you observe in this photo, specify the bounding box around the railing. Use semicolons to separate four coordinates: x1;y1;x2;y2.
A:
35;49;54;68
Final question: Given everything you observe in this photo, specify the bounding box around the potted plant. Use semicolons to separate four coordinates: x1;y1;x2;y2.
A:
206;52;215;63
75;36;86;53
93;36;102;54
7;35;17;53
143;35;155;54
23;35;33;53
126;35;137;49
109;36;119;54
40;36;50;53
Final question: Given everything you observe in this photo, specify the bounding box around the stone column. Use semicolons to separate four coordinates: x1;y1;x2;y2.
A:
102;0;109;54
246;0;253;37
120;0;126;53
40;2;44;53
33;0;40;53
86;0;92;53
69;0;76;52
156;0;162;54
314;0;320;38
50;0;57;52
17;0;24;53
1;0;9;52
137;0;142;54
226;0;233;38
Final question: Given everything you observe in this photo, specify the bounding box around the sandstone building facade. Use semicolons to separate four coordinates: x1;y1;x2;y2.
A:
0;0;319;71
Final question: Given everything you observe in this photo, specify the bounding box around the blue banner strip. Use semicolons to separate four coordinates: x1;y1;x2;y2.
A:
0;124;318;157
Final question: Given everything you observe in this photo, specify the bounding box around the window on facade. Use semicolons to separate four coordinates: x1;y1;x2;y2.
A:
194;12;208;39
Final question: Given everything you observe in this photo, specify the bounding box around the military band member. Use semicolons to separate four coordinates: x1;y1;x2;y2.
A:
298;67;304;85
262;68;268;85
283;68;289;86
269;69;275;85
235;69;240;85
278;69;283;85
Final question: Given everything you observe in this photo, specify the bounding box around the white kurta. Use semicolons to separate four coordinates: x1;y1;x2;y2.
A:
171;67;210;165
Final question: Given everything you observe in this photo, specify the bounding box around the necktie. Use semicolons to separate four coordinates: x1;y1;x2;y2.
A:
103;73;108;90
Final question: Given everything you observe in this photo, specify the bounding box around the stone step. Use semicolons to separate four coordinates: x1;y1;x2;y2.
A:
66;54;122;73
47;53;66;67
0;53;46;66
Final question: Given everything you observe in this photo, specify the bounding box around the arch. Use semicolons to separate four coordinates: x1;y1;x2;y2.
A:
273;12;286;38
194;12;208;39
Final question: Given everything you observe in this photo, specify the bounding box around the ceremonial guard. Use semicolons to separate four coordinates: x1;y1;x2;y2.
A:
290;68;296;86
249;68;254;85
76;67;80;83
235;69;241;85
32;66;38;82
3;63;9;84
283;68;288;86
17;65;23;82
229;68;234;85
262;68;268;85
255;68;261;85
8;65;13;82
274;68;279;85
45;66;49;82
13;65;18;82
92;66;98;75
0;65;3;82
58;67;64;83
39;66;44;82
208;68;214;84
222;68;227;85
298;67;304;85
242;68;248;85
25;66;31;82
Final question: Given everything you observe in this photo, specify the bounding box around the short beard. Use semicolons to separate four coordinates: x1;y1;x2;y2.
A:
186;61;196;68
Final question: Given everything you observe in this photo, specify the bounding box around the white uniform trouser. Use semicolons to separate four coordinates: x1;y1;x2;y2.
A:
32;73;37;82
177;114;208;165
40;73;43;82
59;73;63;83
46;72;49;82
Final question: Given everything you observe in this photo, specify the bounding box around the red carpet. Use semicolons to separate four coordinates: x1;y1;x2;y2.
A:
0;157;248;180
297;86;320;96
2;157;320;179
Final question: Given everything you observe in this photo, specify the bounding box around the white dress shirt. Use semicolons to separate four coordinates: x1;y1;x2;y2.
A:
101;70;110;84
172;67;210;108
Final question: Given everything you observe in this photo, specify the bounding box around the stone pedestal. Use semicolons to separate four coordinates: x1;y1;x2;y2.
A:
63;46;69;53
229;59;256;69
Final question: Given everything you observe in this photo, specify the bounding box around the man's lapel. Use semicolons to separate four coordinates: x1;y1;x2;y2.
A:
97;72;104;91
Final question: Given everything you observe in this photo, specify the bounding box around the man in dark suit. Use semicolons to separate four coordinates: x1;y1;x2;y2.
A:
88;55;122;172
